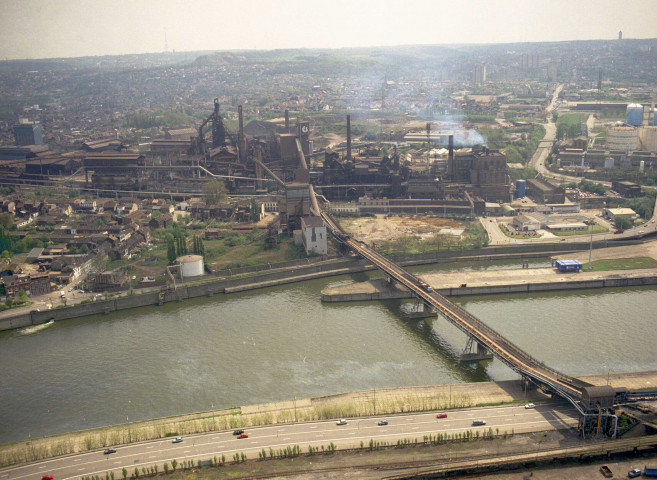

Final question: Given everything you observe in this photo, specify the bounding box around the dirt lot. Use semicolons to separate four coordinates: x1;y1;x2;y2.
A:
340;215;466;245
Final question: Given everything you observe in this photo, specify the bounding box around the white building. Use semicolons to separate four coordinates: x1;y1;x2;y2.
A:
300;216;327;255
602;207;638;222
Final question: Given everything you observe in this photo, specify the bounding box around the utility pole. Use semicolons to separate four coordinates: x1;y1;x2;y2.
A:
588;230;593;270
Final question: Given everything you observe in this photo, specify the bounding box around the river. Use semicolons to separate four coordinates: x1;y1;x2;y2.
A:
1;258;656;444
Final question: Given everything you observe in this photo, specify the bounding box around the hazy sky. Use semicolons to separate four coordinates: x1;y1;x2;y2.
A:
1;0;656;60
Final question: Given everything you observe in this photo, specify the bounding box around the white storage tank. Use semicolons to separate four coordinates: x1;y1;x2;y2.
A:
626;103;644;126
607;126;638;151
178;254;204;278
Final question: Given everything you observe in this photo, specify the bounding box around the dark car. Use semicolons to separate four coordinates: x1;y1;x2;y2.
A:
103;448;117;455
377;420;388;426
472;420;486;426
233;429;244;436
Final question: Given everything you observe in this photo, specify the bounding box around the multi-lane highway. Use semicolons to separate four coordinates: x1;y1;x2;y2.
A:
1;404;578;480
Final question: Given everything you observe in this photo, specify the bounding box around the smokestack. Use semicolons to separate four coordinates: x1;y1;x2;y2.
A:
285;109;290;133
426;122;431;169
448;134;454;160
238;105;245;163
346;114;352;160
447;134;454;178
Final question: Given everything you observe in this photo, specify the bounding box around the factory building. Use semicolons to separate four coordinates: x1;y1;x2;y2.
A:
13;121;43;146
300;216;327;256
525;178;565;204
611;180;642;198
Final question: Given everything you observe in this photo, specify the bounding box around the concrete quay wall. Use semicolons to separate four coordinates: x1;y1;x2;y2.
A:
321;275;657;302
0;239;645;332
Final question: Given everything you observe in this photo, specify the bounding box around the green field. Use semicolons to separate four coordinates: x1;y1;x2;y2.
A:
551;225;608;236
589;257;657;271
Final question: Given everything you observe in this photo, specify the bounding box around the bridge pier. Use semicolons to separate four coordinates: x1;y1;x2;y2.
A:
404;300;437;319
459;336;494;362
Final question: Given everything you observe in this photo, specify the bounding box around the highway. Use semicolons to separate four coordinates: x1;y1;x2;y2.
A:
0;404;578;480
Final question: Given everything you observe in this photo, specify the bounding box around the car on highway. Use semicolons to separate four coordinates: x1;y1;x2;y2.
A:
628;468;641;478
237;433;248;439
336;419;347;425
232;429;244;435
472;420;486;426
171;436;183;443
436;413;448;418
42;476;54;480
103;448;117;455
377;420;388;426
524;403;535;409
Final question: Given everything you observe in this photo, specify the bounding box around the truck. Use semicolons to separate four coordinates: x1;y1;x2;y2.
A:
599;465;612;478
645;465;657;477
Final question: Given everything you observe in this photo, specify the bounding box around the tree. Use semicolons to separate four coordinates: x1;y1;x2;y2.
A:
171;459;177;471
121;468;127;480
614;217;632;230
166;238;176;263
0;212;11;230
250;198;260;222
17;290;29;304
203;179;227;205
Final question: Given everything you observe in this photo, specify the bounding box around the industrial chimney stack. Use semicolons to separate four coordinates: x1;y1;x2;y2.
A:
285;109;290;133
346;114;352;160
238;105;246;163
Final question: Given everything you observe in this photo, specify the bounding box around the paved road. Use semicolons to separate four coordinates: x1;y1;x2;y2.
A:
1;404;578;480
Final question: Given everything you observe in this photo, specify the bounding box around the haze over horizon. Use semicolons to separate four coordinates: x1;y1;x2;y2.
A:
1;0;656;61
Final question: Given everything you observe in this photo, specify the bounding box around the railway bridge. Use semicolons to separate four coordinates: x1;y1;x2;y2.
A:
317;208;637;438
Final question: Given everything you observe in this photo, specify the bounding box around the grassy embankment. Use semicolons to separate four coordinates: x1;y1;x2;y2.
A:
588;257;657;271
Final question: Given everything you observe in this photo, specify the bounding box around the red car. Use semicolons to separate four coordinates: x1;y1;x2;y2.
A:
42;476;54;480
436;413;448;418
237;433;248;439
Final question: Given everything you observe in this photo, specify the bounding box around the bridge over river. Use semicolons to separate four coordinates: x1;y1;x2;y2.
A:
317;207;655;438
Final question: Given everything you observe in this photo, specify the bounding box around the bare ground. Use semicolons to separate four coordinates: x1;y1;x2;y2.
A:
340;215;465;245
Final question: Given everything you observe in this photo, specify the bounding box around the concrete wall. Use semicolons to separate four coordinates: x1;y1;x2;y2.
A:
0;238;648;332
321;275;657;302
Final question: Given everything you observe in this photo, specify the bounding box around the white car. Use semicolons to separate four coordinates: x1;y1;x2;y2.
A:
524;403;535;409
336;419;347;425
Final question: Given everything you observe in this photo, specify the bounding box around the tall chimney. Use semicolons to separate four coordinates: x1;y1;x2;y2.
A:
426;123;431;169
238;105;245;163
447;134;454;178
346;114;352;160
285;109;290;133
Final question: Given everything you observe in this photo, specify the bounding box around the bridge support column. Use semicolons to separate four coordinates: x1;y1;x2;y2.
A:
459;336;494;362
403;300;437;319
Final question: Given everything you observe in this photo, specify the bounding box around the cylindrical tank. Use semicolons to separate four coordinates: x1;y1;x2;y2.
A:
607;126;638;151
626;103;644;126
178;254;204;278
640;160;645;172
516;180;526;198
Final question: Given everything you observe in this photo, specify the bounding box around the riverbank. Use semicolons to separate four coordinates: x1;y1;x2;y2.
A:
3;237;651;332
321;267;657;302
2;370;656;468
